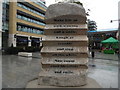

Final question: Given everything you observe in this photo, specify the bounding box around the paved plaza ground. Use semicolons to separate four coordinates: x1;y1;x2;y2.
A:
1;51;119;88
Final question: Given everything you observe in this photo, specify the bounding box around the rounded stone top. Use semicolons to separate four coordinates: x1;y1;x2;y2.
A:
45;3;87;24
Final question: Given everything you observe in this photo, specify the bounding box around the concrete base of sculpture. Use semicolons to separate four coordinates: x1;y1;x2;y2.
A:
38;75;87;87
26;77;102;88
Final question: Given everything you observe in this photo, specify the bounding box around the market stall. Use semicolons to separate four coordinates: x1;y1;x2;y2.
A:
101;37;119;54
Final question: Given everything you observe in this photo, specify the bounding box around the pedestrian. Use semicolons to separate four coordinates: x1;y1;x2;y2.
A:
92;51;95;58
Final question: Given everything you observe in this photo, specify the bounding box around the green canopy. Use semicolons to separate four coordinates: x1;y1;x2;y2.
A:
101;37;119;43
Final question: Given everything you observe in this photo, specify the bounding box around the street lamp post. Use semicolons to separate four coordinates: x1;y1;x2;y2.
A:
110;19;120;58
110;19;120;23
111;19;120;89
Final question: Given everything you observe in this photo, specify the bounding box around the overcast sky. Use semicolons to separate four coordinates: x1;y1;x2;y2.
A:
45;0;120;30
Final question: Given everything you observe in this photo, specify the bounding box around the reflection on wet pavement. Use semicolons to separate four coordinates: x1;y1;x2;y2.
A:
89;51;118;60
2;53;118;88
2;55;41;88
88;58;118;88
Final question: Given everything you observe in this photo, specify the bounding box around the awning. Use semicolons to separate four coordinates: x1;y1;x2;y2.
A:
101;37;119;43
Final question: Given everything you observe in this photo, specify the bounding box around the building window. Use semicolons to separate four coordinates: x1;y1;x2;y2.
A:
30;0;47;9
17;25;44;34
17;3;45;17
2;21;8;31
17;14;45;26
18;25;22;31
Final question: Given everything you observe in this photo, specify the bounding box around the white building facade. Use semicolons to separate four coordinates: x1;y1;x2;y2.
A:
0;1;2;90
0;2;2;50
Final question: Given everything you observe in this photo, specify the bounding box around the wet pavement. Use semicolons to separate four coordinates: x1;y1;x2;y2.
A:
0;52;2;89
2;55;41;88
88;58;118;88
2;52;119;88
89;51;119;60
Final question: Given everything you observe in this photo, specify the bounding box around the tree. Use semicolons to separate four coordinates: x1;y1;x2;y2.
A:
73;1;83;6
87;19;97;31
71;0;83;6
87;19;97;50
56;0;83;6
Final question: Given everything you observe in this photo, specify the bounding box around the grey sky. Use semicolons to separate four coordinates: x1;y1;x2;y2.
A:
45;0;119;30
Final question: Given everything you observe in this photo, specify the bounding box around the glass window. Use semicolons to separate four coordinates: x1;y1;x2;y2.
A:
22;16;25;20
29;28;32;33
38;31;41;34
33;29;36;33
2;22;8;30
22;27;25;32
16;25;44;34
40;31;44;34
17;15;22;19
30;19;33;22
17;3;22;7
22;5;26;9
18;25;21;31
33;10;36;13
28;8;31;11
28;18;31;22
24;27;27;32
17;3;45;17
27;28;29;32
33;20;35;23
24;17;26;20
21;16;24;19
31;9;34;12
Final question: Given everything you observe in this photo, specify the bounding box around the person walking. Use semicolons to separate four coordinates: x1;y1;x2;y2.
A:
92;51;95;58
91;43;95;58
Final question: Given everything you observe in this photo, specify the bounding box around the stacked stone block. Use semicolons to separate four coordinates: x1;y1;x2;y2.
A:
38;3;88;86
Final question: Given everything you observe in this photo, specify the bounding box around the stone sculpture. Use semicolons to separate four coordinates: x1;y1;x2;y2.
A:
38;3;88;86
